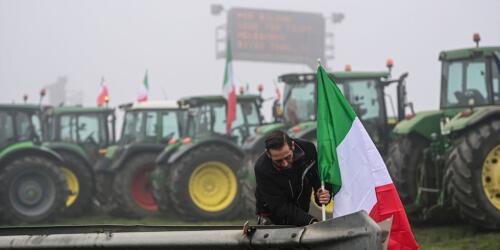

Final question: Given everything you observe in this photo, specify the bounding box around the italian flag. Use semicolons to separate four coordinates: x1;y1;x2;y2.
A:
96;77;109;106
137;70;149;102
222;41;236;135
316;65;419;250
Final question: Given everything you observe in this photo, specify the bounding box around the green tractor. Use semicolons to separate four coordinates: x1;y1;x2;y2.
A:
42;106;115;217
239;65;410;217
153;94;264;221
386;35;500;229
0;104;68;224
94;100;187;218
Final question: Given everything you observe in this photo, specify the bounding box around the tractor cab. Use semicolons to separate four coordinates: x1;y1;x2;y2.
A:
179;95;263;145
43;106;115;163
0;104;43;149
440;47;500;109
119;101;187;145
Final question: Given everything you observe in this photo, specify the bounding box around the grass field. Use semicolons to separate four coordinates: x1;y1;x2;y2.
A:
9;216;494;250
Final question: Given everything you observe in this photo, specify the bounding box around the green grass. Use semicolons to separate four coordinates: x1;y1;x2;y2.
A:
413;224;499;250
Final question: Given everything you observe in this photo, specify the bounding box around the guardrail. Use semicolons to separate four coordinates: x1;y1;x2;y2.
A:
0;211;384;249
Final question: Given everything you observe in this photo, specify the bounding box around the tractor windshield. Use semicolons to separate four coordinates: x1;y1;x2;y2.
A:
0;110;42;148
0;111;14;148
120;110;185;144
340;78;385;122
233;100;262;144
441;58;493;108
54;113;112;148
283;82;315;126
185;102;227;138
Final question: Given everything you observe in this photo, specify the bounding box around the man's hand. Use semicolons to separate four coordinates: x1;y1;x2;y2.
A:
316;188;330;205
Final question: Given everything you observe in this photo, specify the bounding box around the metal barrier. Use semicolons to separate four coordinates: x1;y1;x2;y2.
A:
0;211;383;249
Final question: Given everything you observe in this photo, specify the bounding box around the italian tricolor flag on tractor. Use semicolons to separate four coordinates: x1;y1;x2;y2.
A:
316;65;419;250
137;70;149;102
222;40;236;135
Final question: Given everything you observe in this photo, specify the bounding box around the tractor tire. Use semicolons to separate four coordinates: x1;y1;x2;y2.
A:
151;166;177;218
168;145;242;221
386;134;430;204
239;154;258;217
0;156;67;224
112;153;159;218
447;119;500;229
58;152;94;217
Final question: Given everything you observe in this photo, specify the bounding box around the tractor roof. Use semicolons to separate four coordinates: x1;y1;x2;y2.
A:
121;100;182;111
279;71;389;84
439;46;500;61
48;106;114;115
0;104;41;111
178;94;260;107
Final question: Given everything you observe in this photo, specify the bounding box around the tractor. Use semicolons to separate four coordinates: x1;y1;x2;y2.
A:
42;106;115;217
94;100;187;218
386;34;500;229
239;64;411;218
152;94;264;221
0;104;68;224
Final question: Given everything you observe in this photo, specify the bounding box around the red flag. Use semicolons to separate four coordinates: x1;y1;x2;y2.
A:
97;78;109;106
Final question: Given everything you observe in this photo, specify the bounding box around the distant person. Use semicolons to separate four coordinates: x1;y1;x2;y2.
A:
254;130;331;226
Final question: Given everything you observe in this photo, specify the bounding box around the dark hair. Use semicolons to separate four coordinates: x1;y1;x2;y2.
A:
265;130;293;150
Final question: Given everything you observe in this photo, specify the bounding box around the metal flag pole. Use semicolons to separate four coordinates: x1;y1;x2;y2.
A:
321;181;326;221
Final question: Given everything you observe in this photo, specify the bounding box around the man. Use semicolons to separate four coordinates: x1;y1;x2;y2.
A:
254;130;332;226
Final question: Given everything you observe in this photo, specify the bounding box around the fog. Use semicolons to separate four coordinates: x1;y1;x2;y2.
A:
1;0;499;120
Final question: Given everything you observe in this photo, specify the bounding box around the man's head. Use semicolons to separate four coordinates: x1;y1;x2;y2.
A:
265;130;294;169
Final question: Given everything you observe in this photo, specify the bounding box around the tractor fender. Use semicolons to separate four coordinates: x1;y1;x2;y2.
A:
155;144;181;165
443;106;500;134
0;142;64;170
43;142;93;168
109;144;165;171
166;138;244;166
392;110;445;140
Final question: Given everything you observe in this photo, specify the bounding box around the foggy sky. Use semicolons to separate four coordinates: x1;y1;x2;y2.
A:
1;0;499;120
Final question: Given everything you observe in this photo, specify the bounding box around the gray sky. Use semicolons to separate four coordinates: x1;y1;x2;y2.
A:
1;0;499;120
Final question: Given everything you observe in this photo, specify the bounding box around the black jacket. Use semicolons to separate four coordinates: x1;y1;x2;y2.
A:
254;139;332;226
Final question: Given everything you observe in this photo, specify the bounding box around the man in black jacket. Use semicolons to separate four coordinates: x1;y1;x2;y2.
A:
254;130;332;226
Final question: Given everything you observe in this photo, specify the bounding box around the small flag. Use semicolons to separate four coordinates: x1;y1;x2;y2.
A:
97;77;109;106
222;40;237;135
316;65;419;250
137;70;149;102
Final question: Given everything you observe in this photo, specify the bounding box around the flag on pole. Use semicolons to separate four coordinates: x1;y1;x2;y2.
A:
316;65;419;250
222;40;237;135
97;77;109;106
137;70;149;102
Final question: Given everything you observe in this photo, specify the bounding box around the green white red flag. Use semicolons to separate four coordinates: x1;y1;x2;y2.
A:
222;41;236;135
137;70;149;102
316;65;419;250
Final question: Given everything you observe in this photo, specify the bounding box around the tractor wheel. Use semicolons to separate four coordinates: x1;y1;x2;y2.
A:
168;145;242;221
239;154;258;217
58;152;93;217
448;119;500;229
150;166;177;218
386;135;430;204
112;153;159;218
0;156;67;224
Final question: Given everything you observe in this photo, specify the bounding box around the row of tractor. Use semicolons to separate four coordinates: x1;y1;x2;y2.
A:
0;36;498;230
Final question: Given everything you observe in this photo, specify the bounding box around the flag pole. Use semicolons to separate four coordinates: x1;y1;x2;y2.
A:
317;58;327;222
321;181;326;221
